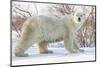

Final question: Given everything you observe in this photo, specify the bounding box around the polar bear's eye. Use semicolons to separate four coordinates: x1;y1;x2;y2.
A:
80;15;83;17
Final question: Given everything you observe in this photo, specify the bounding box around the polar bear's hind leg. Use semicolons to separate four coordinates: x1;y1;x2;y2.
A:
38;41;53;54
14;21;34;57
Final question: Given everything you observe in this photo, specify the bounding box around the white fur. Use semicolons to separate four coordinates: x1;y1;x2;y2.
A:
14;12;86;57
32;15;65;42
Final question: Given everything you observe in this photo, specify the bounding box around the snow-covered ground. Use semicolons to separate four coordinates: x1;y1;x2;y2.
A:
12;31;95;66
12;47;95;66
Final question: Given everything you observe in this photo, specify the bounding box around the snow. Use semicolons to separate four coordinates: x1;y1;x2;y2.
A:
12;31;95;66
12;47;95;66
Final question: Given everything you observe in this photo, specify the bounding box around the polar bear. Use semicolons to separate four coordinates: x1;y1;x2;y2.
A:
14;11;86;57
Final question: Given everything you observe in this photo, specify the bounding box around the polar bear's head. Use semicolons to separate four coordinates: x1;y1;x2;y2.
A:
74;11;86;24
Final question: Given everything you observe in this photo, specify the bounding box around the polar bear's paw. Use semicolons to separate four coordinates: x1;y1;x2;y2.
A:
79;49;84;52
69;49;84;53
68;49;79;53
15;53;29;57
40;50;53;54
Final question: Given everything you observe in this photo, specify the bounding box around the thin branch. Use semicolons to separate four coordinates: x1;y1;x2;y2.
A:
12;22;21;37
13;9;27;18
15;6;32;17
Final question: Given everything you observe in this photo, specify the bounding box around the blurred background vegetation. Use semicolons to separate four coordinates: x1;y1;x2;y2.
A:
12;2;96;47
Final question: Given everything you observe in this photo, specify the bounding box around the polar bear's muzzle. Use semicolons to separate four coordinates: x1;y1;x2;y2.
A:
78;17;81;22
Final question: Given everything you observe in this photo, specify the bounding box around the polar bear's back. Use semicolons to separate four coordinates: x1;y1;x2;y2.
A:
29;15;66;42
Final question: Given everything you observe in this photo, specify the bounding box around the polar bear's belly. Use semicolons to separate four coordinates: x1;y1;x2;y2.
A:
34;24;65;42
41;29;63;41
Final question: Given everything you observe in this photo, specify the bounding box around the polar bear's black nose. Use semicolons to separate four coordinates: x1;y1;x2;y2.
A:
78;17;81;22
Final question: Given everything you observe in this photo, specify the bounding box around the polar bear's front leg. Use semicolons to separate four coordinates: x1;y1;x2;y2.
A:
73;41;80;51
73;41;84;52
38;41;53;54
63;31;79;53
